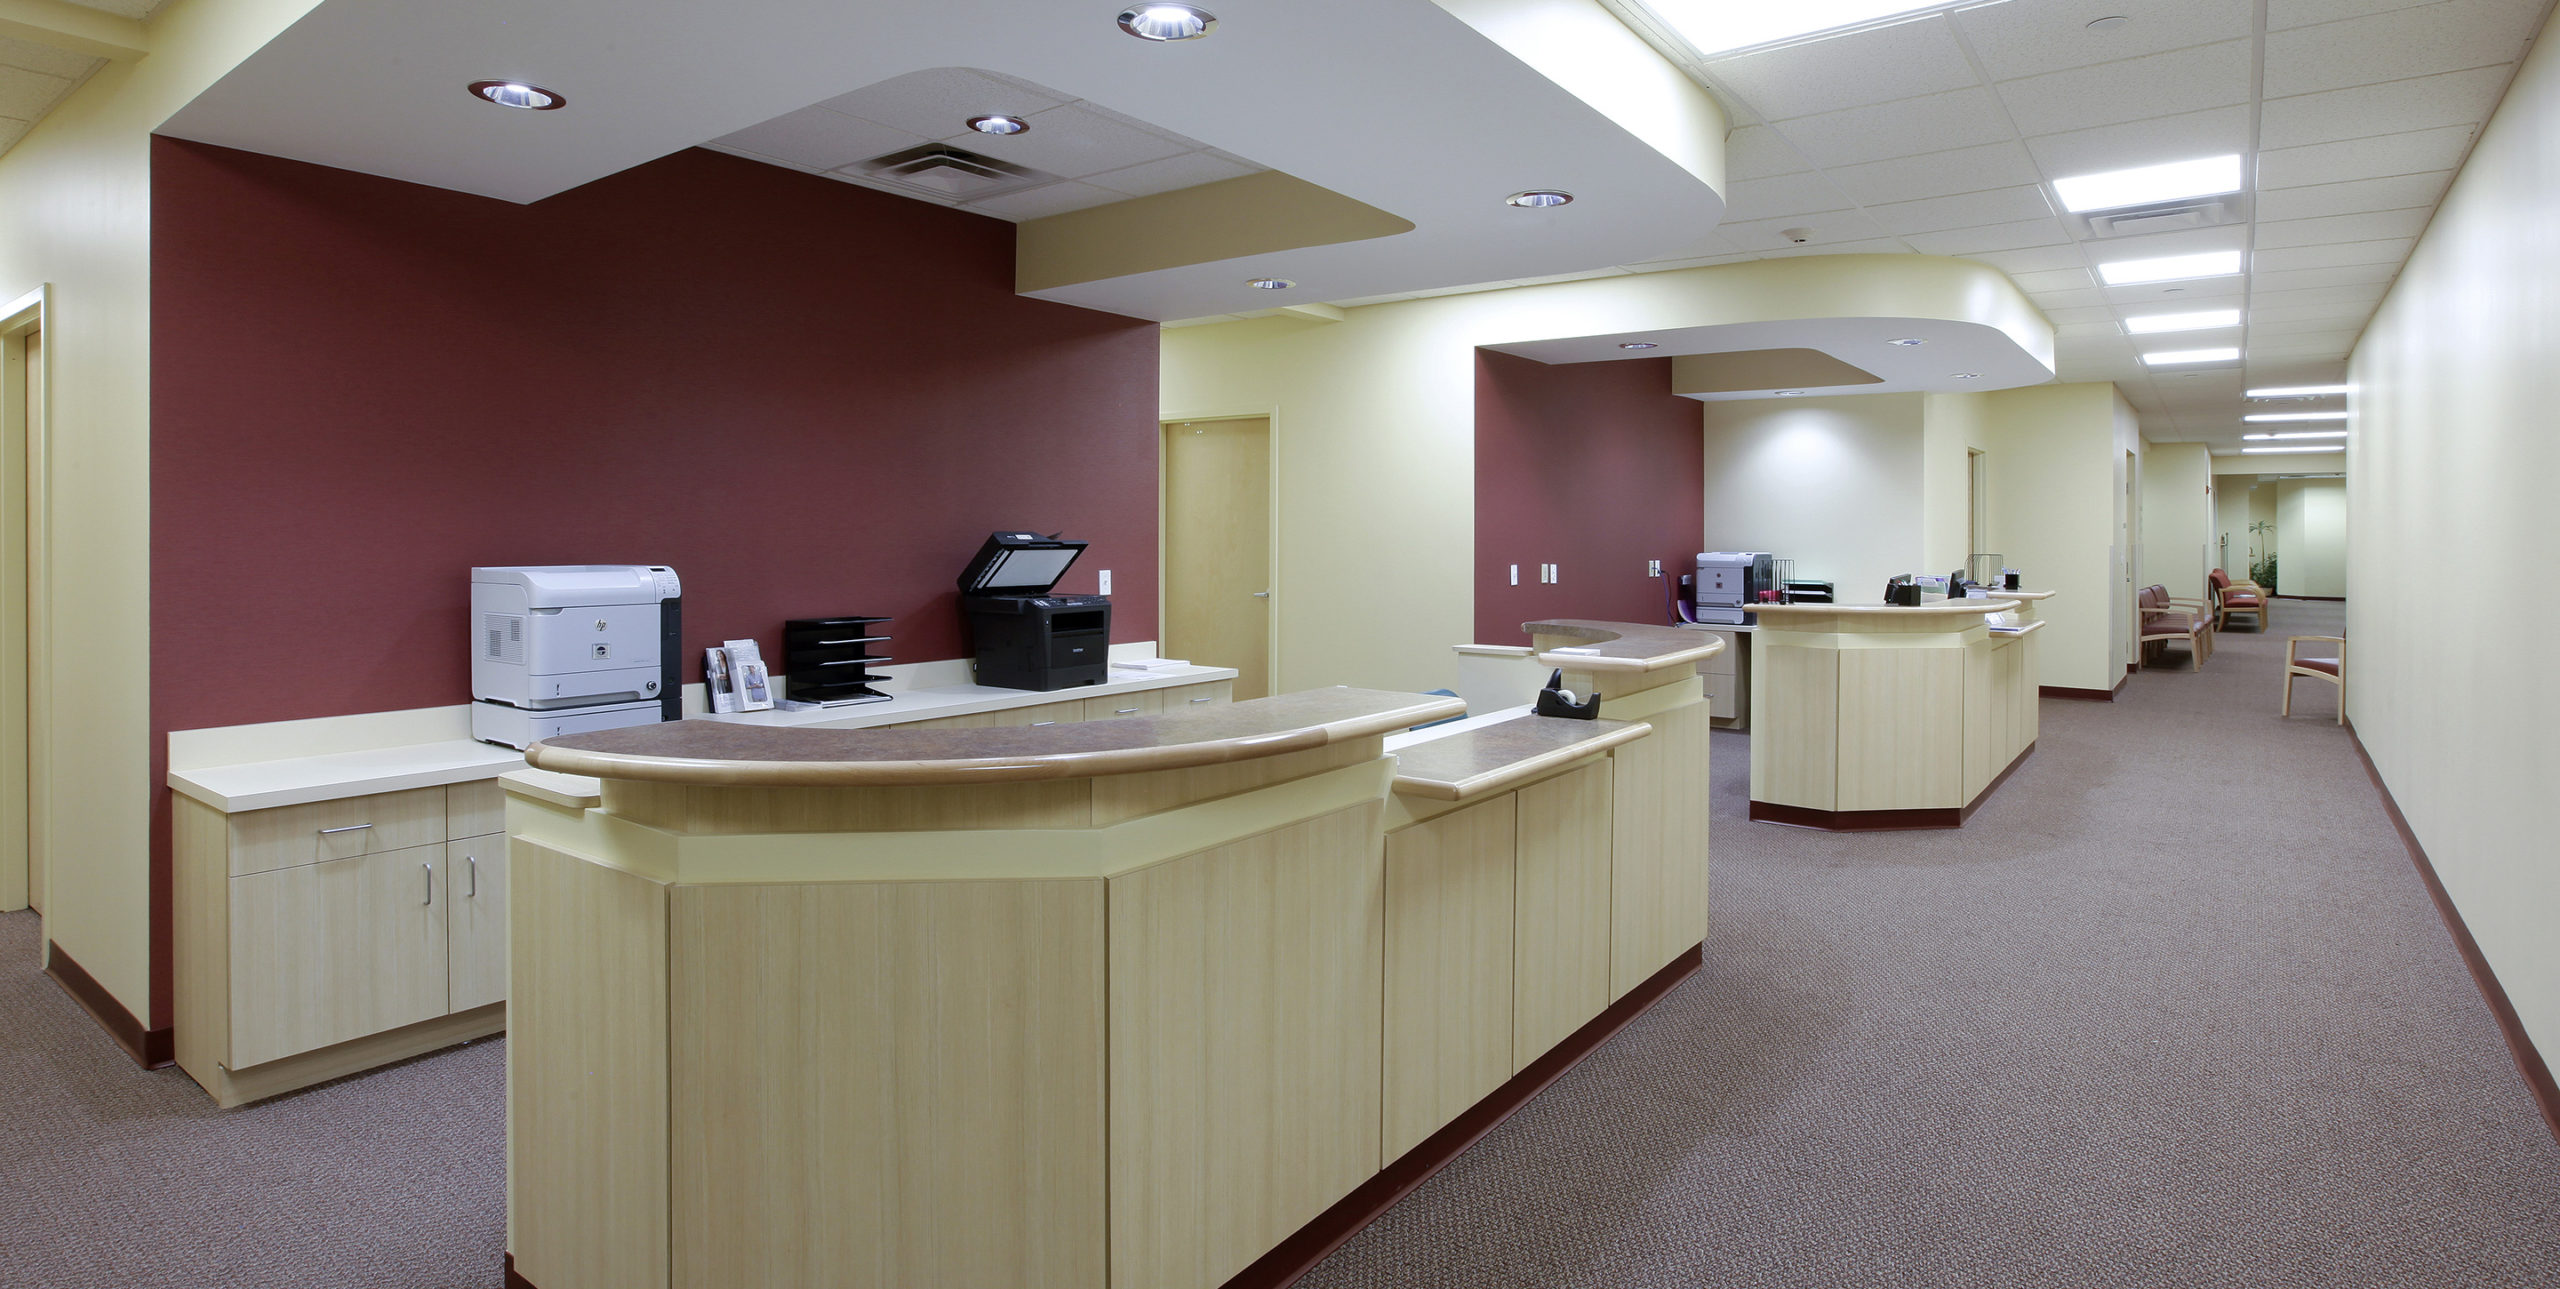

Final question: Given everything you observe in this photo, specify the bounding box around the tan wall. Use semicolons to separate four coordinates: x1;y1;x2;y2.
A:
1959;383;2127;693
2350;5;2560;1057
1921;391;1987;575
0;0;324;1017
2210;473;2253;578
2139;442;2213;601
2274;476;2346;598
1698;393;1925;600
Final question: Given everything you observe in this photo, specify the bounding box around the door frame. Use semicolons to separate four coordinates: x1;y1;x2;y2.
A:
2;285;50;923
1157;409;1280;694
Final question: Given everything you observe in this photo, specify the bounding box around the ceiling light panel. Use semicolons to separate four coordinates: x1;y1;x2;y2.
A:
2052;153;2242;213
1641;0;1952;59
2125;309;2241;334
2243;411;2348;422
2140;347;2240;366
2099;250;2243;285
2241;445;2345;453
2245;431;2348;439
2246;384;2353;396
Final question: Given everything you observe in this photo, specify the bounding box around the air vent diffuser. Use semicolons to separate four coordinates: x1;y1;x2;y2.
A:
2085;197;2240;239
853;144;1055;199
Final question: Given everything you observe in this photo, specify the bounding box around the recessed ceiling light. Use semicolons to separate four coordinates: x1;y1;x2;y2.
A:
1619;342;1660;350
2245;431;2349;440
2099;251;2243;285
1118;4;1217;40
1888;337;1926;346
2141;347;2240;367
967;114;1030;136
1642;0;1948;58
2246;383;2353;397
2125;309;2241;335
2243;411;2349;422
2087;15;2131;29
469;81;565;110
1775;389;1808;396
2053;154;2241;214
1245;277;1294;290
1950;372;1980;379
2241;445;2345;454
1506;190;1574;208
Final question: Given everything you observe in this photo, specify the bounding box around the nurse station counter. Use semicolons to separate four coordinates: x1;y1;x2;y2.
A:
500;621;1715;1289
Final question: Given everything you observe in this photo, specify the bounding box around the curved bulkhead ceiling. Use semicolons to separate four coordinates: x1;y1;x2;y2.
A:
158;0;1731;321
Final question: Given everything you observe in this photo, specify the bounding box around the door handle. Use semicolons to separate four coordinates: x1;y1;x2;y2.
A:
467;855;478;899
423;863;434;906
1251;590;1271;598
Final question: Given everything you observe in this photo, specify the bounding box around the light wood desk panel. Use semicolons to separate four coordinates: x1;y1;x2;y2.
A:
1382;795;1516;1160
1511;759;1613;1066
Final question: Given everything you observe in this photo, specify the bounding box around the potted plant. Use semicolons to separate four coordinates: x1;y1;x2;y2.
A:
2247;519;2278;592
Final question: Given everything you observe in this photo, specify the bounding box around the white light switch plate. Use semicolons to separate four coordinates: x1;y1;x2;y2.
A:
1099;570;1112;594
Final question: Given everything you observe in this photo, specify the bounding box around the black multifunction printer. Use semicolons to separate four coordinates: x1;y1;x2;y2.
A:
958;531;1112;692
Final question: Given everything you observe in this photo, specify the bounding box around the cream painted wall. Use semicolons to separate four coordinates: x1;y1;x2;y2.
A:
2350;4;2560;1058
0;0;326;1017
1957;383;2126;693
1920;391;1984;575
2211;476;2253;580
1700;393;1924;600
2139;442;2213;601
2274;477;2346;598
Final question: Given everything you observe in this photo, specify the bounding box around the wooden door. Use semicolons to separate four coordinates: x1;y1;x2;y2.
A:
447;835;509;1012
228;845;450;1067
1162;418;1271;700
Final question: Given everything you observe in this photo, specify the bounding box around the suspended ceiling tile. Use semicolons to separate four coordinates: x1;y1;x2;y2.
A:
2251;171;2451;222
2248;336;2360;358
2256;125;2478;189
1750;238;1916;259
957;102;1196;178
0;117;26;155
1994;39;2254;139
0;36;105;80
718;107;928;173
1714;210;1893;251
1771;87;2017;169
2055;320;2130;338
1616;253;1760;274
2267;0;2436;27
2032;286;2115;311
2012;267;2099;294
2262;0;2540;98
2247;281;2390;308
0;66;73;120
2247;297;2382;324
2252;240;2406;273
2254;208;2436;247
1723;125;1811;180
1823;140;2044;207
1083;150;1257;198
2023;103;2254;176
1717;170;1859;223
1903;216;2073;255
1955;0;2255;80
2249;314;2369;336
960;180;1127;220
2038;304;2120;325
2250;263;2400;293
816;68;1072;140
1968;244;2091;276
1867;184;2057;236
1708;15;1978;121
51;0;165;15
2258;65;2515;149
2103;280;2249;308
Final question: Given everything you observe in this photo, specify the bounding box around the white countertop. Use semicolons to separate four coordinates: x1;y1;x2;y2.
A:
169;663;1238;812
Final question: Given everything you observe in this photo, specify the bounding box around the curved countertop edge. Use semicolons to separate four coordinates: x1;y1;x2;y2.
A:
1988;619;2048;638
2000;589;2057;600
1390;716;1651;801
523;688;1468;787
1749;598;2022;619
1522;619;1725;672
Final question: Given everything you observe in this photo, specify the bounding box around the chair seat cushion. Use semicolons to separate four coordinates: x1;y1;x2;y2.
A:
2143;615;2195;634
2224;592;2262;607
2292;657;2341;676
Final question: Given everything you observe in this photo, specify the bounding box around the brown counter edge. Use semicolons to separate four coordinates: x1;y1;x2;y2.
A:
1749;743;2034;832
1221;944;1703;1289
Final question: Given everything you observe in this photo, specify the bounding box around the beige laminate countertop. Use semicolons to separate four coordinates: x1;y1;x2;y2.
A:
525;686;1464;787
1750;599;2021;620
1388;713;1650;800
1523;619;1725;672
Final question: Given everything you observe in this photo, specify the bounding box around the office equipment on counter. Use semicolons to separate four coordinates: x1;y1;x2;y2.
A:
783;616;893;707
725;638;775;711
1695;551;1777;625
470;564;680;749
1533;667;1601;720
1884;576;1925;607
1783;580;1835;604
959;531;1111;692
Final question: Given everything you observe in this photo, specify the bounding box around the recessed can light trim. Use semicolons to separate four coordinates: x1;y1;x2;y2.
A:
1506;190;1574;209
1246;278;1295;290
1950;372;1981;380
1888;337;1926;346
1618;342;1660;350
1118;4;1217;41
967;114;1031;135
469;81;566;111
1774;389;1808;396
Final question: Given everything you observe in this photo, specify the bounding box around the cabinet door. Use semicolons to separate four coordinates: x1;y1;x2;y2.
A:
1167;680;1234;712
447;834;509;1013
1512;760;1613;1068
1381;797;1516;1160
228;844;449;1068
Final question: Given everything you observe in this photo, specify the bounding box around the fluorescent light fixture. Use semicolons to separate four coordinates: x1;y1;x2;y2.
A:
2099;251;2243;286
2246;384;2353;397
1118;4;1216;40
2245;431;2348;440
2243;412;2348;422
2140;347;2239;367
2125;309;2240;335
2053;154;2241;214
2241;445;2345;454
1641;0;1947;57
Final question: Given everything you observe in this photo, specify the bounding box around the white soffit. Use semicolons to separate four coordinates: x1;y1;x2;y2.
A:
157;0;1727;323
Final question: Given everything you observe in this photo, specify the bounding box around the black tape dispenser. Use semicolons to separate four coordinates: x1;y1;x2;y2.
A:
1534;668;1601;720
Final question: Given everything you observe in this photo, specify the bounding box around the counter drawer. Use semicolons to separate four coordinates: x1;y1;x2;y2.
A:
227;786;446;878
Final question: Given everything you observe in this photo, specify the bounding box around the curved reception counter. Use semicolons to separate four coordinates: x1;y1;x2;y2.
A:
502;672;1705;1289
1747;598;2044;830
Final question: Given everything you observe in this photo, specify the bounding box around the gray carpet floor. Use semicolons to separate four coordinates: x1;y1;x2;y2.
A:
3;599;2553;1287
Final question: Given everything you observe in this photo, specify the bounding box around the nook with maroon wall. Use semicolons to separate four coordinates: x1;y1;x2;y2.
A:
1473;349;1705;644
146;140;1161;1030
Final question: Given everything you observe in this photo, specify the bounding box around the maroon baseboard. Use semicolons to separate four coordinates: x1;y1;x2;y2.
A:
1752;744;2032;832
46;941;173;1069
1220;944;1703;1289
2344;721;2559;1145
505;1253;533;1289
2274;594;2344;601
2039;685;2115;702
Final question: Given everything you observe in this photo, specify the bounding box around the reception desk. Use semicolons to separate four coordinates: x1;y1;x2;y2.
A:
503;671;1703;1289
1747;599;2042;830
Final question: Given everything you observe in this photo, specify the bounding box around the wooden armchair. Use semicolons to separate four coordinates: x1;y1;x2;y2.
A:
2283;636;2345;724
2135;584;2212;670
2208;568;2268;632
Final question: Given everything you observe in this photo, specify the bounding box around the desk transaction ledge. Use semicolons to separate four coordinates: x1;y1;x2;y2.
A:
1524;619;1726;674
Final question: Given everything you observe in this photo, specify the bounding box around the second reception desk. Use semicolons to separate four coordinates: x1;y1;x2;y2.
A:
1748;598;2044;829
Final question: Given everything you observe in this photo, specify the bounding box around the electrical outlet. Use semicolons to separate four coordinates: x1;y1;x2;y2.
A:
1541;564;1559;584
1648;559;1662;577
1510;564;1518;586
1099;569;1112;595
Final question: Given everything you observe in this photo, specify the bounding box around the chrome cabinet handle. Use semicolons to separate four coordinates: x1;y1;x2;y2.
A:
1115;706;1140;715
1031;720;1057;727
467;856;478;898
319;823;373;835
1190;696;1215;704
423;863;434;906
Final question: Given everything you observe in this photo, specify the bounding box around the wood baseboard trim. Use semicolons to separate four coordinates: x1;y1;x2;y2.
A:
1961;743;2034;822
504;1252;534;1289
2039;685;2115;702
2274;594;2344;601
1219;944;1703;1289
183;1003;507;1109
46;941;173;1068
1750;800;1960;830
2343;722;2559;1145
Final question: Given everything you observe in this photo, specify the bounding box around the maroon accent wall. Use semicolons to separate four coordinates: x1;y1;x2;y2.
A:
1472;350;1704;644
147;140;1162;1026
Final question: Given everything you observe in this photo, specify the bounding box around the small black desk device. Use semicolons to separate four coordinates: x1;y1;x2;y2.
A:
958;531;1112;692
